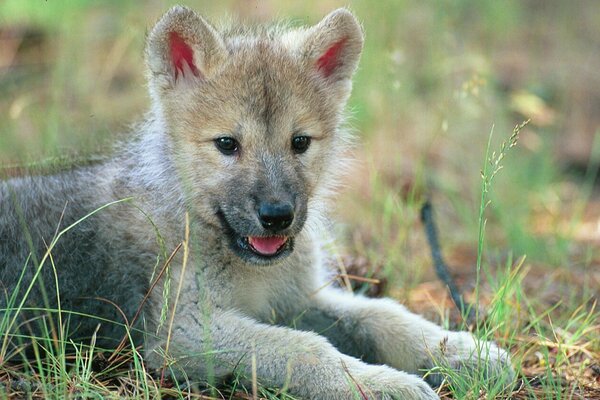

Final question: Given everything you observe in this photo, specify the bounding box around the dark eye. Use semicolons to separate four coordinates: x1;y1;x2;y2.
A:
214;137;239;156
292;135;311;154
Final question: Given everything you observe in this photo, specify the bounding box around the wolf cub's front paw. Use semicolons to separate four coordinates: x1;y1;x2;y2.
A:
425;332;514;389
355;364;439;400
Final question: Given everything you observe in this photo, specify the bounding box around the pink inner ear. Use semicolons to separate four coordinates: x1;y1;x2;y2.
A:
316;38;348;78
169;32;201;80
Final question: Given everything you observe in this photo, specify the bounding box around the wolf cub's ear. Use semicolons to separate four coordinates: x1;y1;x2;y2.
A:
302;9;364;85
145;6;227;93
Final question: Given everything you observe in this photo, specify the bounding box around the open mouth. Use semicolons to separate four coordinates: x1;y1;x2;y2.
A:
236;235;292;262
216;209;295;264
247;236;288;256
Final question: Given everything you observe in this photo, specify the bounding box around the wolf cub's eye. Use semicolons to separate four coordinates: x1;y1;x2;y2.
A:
292;135;311;154
215;137;239;155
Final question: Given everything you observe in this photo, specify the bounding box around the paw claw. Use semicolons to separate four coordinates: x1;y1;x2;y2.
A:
425;333;515;393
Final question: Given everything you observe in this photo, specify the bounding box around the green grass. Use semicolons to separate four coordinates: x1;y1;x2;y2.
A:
2;0;600;398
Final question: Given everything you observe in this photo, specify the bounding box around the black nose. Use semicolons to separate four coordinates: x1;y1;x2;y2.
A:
258;202;294;231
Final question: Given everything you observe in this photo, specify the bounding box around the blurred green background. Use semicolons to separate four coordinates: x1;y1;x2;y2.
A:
1;0;598;302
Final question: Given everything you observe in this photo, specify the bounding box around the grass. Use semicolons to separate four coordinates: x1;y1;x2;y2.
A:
1;0;599;399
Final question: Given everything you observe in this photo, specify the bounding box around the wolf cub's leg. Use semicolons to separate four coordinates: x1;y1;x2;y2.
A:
145;308;439;399
291;289;514;387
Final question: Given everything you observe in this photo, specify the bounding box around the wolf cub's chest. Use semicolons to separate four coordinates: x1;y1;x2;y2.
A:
230;275;274;319
219;264;302;321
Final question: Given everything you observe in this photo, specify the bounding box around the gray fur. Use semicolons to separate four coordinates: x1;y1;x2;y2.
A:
0;7;513;399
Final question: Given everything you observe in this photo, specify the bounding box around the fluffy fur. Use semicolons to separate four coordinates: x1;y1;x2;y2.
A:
0;7;513;399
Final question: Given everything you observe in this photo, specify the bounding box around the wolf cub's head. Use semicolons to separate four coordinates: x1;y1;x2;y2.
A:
145;6;363;265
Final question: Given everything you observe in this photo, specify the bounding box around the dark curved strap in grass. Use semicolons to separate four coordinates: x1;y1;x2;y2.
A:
420;200;476;324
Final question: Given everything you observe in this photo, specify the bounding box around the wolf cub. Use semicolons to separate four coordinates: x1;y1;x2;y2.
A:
0;6;513;399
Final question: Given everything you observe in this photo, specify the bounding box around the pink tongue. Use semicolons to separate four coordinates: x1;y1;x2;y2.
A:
248;236;287;255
